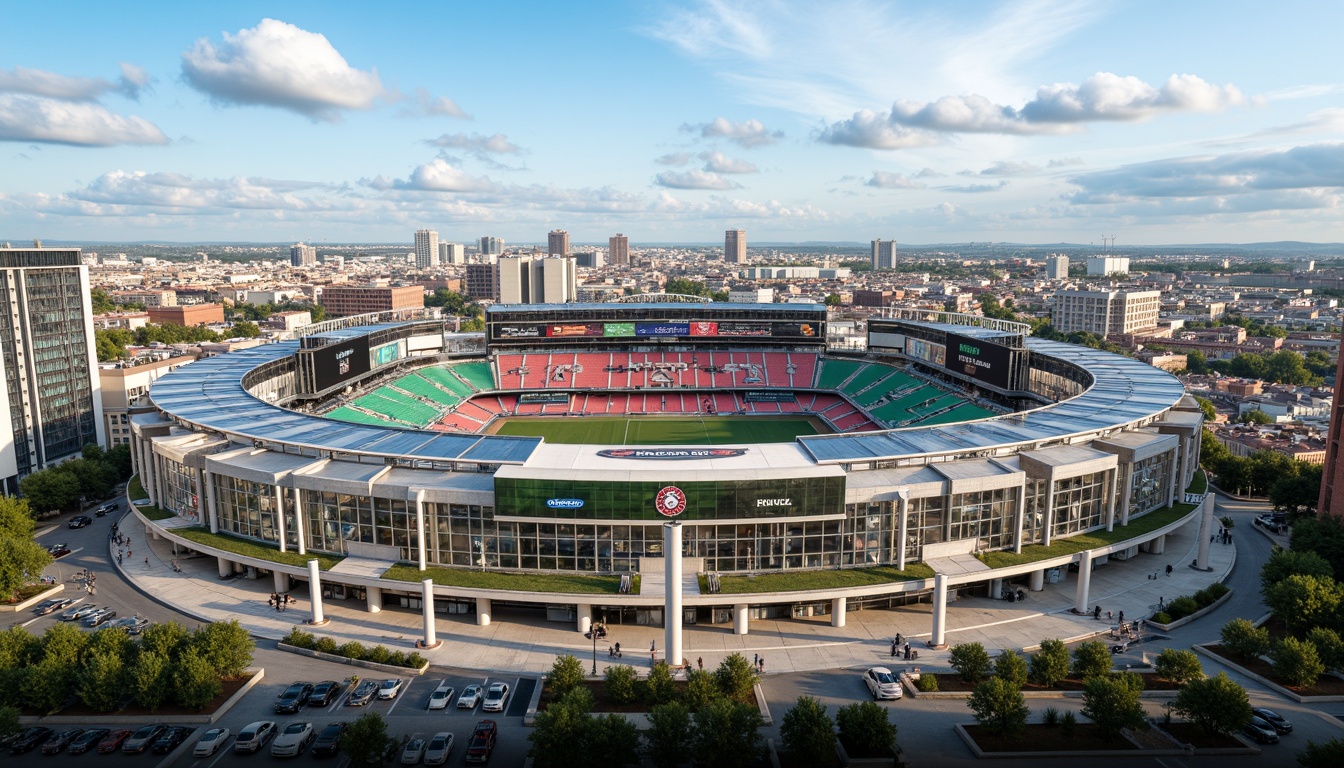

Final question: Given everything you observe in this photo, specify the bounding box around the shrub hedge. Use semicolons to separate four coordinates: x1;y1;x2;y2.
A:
283;628;425;670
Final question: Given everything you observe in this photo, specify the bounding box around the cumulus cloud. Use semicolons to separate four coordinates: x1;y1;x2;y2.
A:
69;170;335;210
655;152;694;166
427;132;522;155
915;167;945;178
0;94;168;146
0;64;150;101
700;151;758;174
815;110;938;149
654;169;741;190
941;181;1009;193
974;161;1039;176
400;87;469;119
865;171;925;190
367;159;497;193
181;19;388;121
684;117;783;147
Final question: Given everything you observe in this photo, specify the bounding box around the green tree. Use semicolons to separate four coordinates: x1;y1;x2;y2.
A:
603;664;637;705
528;686;594;768
1265;573;1342;635
1261;549;1334;600
0;496;35;538
1306;627;1344;671
835;701;898;757
1220;618;1270;659
1154;649;1204;684
546;654;586;698
131;649;170;710
57;457;118;502
1291;514;1344;580
1171;672;1251;735
139;621;190;660
780;696;835;764
714;652;759;702
1030;639;1071;687
682;667;720;711
173;648;223;710
77;649;127;712
691;697;764;768
1272;636;1326;688
1270;469;1323;515
104;443;134;480
1239;409;1274;425
0;704;17;740
1298;737;1344;768
18;467;81;513
227;321;261;338
0;537;53;601
1081;672;1146;739
1071;641;1114;680
1193;396;1217;421
341;711;391;765
645;701;694;768
586;714;640;766
967;677;1029;741
949;642;993;683
665;277;709;297
191;619;254;677
992;649;1028;688
645;660;676;705
824;293;842;306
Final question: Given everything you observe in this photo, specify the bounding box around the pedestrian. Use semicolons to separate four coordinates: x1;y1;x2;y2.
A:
116;553;122;565
614;642;621;657
144;557;149;568
651;648;656;663
1107;610;1113;621
1118;610;1124;624
895;632;902;645
753;653;759;667
890;641;897;657
758;656;764;673
697;657;703;670
1159;596;1164;607
1165;564;1173;577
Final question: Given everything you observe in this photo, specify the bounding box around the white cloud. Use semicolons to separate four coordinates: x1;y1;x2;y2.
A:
1048;157;1086;168
0;64;149;101
181;18;387;121
700;151;759;174
370;159;497;193
977;161;1039;176
400;88;469;119
816;110;937;149
427;132;523;156
865;171;925;190
655;152;695;166
0;94;168;146
654;170;741;190
69;170;334;211
685;117;783;147
941;181;1009;193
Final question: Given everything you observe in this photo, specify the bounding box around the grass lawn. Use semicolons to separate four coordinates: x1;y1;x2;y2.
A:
128;475;175;521
978;501;1198;569
711;563;935;594
172;527;344;570
494;415;819;445
383;563;639;594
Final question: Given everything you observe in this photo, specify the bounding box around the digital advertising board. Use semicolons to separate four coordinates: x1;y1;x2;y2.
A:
495;325;542;338
771;322;819;338
945;332;1012;389
635;322;690;337
689;321;718;336
603;322;635;337
546;323;604;337
312;336;372;391
716;322;771;337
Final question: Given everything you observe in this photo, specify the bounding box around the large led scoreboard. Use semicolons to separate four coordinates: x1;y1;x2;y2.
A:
486;302;827;350
868;316;1031;394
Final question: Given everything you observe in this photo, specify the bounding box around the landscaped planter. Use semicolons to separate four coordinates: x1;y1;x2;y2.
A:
953;721;1255;759
278;642;430;676
1193;644;1344;703
0;582;63;613
20;668;265;725
901;671;1182;699
1146;585;1235;632
835;737;899;767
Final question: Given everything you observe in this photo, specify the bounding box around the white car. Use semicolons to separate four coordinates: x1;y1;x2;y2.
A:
423;732;454;766
233;721;276;753
401;737;427;764
378;678;405;700
270;722;315;757
456;684;483;709
192;728;230;757
482;682;510;712
427;683;456;710
864;667;902;700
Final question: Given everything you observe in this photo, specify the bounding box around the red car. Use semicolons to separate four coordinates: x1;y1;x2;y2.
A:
464;720;497;765
97;730;132;754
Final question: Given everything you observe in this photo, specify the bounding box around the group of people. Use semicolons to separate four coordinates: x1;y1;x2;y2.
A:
752;653;766;672
1214;527;1233;545
889;634;919;660
268;592;295;612
82;570;97;595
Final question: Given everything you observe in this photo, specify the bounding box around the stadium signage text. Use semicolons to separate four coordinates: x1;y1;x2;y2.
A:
546;498;585;509
596;448;748;460
756;498;792;508
656;486;687;517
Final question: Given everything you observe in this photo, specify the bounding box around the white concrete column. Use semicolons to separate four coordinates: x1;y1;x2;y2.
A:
366;585;382;613
1196;494;1215;570
1073;551;1093;614
930;574;948;649
194;467;207;524
1118;466;1133;526
308;560;326;625
149;451;162;506
204;470;219;534
1029;568;1045;592
733;603;749;635
990;578;1003;599
1013;488;1026;553
476;597;492;626
895;491;910;570
1105;467;1119;532
273;569;290;594
415;491;427;571
1041;480;1056;547
419;578;440;648
1166;449;1180;507
664;522;683;666
1150;534;1166;555
576;604;592;634
129;435;140;475
830;597;846;628
291;487;305;555
217;557;233;578
274;486;287;553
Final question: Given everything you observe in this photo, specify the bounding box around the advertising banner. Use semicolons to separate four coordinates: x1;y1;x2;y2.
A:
744;391;797;403
635;322;690;337
370;340;404;368
519;392;571;404
946;332;1012;389
715;322;771;337
603;322;636;337
907;338;947;367
689;321;718;336
771;322;819;337
547;323;603;337
496;325;542;338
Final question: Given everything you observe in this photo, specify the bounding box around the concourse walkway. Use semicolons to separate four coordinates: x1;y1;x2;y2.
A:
112;503;1235;678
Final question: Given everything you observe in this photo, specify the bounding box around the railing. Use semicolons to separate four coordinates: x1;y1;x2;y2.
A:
287;307;444;339
878;307;1032;336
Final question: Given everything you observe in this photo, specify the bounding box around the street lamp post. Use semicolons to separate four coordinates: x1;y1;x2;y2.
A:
585;622;608;676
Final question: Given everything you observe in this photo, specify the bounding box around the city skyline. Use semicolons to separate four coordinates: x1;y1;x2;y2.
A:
1;2;1342;245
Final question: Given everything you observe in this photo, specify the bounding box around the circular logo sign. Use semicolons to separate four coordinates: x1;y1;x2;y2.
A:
656;486;687;517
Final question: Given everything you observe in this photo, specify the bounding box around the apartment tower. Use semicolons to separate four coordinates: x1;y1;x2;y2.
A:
289;243;317;267
547;229;570;257
609;234;630;266
414;229;440;269
725;229;746;263
871;239;897;270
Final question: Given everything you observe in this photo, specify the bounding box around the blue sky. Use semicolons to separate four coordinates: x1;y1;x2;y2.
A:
1;1;1341;245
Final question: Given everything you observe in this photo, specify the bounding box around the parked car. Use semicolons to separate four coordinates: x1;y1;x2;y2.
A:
481;682;510;712
46;543;71;558
456;684;483;709
427;682;456;710
1252;707;1293;734
1243;715;1280;745
270;722;316;757
401;737;427;764
67;728;109;755
94;503;117;516
423;732;455;766
122;724;167;754
97;729;133;754
68;515;93;528
311;722;347;757
309;680;343;707
275;681;316;714
109;615;151;634
10;727;54;755
40;728;83;755
192;728;231;757
151;726;192;755
347;679;380;706
61;603;102;621
378;678;405;700
233;721;277;753
85;607;118;627
32;597;74;615
463;720;497;765
863;667;903;700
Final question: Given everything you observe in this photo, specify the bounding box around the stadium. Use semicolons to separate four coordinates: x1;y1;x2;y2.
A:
131;299;1208;641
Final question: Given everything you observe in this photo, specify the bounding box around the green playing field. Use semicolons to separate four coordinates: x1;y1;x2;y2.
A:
493;416;821;445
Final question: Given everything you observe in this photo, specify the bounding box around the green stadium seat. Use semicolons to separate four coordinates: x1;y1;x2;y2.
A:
816;359;865;390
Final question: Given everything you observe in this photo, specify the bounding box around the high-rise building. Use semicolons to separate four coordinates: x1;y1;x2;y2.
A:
574;252;604;269
465;263;500;301
1045;254;1069;280
439;242;466;265
1320;326;1344;518
414;229;440;269
1051;290;1161;336
609;234;630;266
870;239;897;270
289;242;316;267
1087;256;1130;276
548;229;570;257
725;229;746;263
498;255;577;304
0;247;103;490
319;285;425;318
479;236;505;256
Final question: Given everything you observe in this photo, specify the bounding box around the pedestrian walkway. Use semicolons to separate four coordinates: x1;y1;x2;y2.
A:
113;505;1235;678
